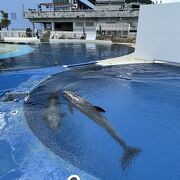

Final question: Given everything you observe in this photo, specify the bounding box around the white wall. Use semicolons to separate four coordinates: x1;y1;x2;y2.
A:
135;3;180;63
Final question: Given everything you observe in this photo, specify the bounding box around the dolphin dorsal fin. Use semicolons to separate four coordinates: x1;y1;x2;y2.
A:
94;106;106;113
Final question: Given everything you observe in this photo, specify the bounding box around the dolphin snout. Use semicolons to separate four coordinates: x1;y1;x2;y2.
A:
63;90;78;102
63;90;68;97
63;90;73;97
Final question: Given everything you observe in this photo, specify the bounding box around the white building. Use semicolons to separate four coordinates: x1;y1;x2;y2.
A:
135;2;180;64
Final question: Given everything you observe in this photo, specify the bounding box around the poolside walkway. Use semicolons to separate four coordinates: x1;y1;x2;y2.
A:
97;53;153;66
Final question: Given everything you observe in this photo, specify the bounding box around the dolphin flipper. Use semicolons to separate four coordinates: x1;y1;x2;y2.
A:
121;146;141;171
94;106;106;113
68;101;74;114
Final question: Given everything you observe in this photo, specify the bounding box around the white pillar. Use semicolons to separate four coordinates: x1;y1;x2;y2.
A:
32;22;35;29
52;22;55;31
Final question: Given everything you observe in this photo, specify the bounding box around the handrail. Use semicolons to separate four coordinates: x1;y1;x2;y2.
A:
24;10;139;19
26;8;139;13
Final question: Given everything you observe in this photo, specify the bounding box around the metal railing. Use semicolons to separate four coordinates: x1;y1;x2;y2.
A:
0;31;27;40
50;31;83;39
24;9;139;19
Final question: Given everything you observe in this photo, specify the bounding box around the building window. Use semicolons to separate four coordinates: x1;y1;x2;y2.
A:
123;31;128;36
102;31;106;35
107;31;111;35
11;12;17;20
85;22;94;27
112;31;117;36
76;22;84;27
118;31;122;37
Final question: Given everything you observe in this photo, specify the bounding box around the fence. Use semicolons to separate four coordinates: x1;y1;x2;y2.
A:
50;31;85;39
0;31;27;40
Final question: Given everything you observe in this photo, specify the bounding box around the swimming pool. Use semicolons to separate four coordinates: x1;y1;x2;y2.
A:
0;42;180;179
22;63;180;180
0;43;134;72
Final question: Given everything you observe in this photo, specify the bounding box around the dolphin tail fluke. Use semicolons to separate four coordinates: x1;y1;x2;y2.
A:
121;146;141;171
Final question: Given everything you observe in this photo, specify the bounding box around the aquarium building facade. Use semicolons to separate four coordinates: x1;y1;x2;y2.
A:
24;0;140;38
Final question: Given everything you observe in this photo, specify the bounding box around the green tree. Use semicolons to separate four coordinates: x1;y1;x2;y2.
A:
0;11;11;30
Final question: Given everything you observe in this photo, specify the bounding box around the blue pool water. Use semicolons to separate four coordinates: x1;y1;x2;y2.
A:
0;42;180;179
22;63;180;180
0;43;134;72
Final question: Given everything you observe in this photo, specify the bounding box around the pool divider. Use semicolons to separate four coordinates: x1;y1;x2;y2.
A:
62;61;98;68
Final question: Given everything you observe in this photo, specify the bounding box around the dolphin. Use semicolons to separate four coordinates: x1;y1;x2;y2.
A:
63;90;141;171
45;92;64;129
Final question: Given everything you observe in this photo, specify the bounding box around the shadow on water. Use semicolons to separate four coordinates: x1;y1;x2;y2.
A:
44;92;62;129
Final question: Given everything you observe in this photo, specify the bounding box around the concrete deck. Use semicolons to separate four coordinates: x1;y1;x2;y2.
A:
49;39;112;44
2;38;112;45
97;53;153;66
4;37;40;44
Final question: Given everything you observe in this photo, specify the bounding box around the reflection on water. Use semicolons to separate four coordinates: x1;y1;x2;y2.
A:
45;92;62;129
0;43;134;72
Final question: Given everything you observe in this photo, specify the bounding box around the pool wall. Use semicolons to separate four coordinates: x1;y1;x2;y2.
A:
49;39;112;44
135;3;180;64
4;37;40;44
